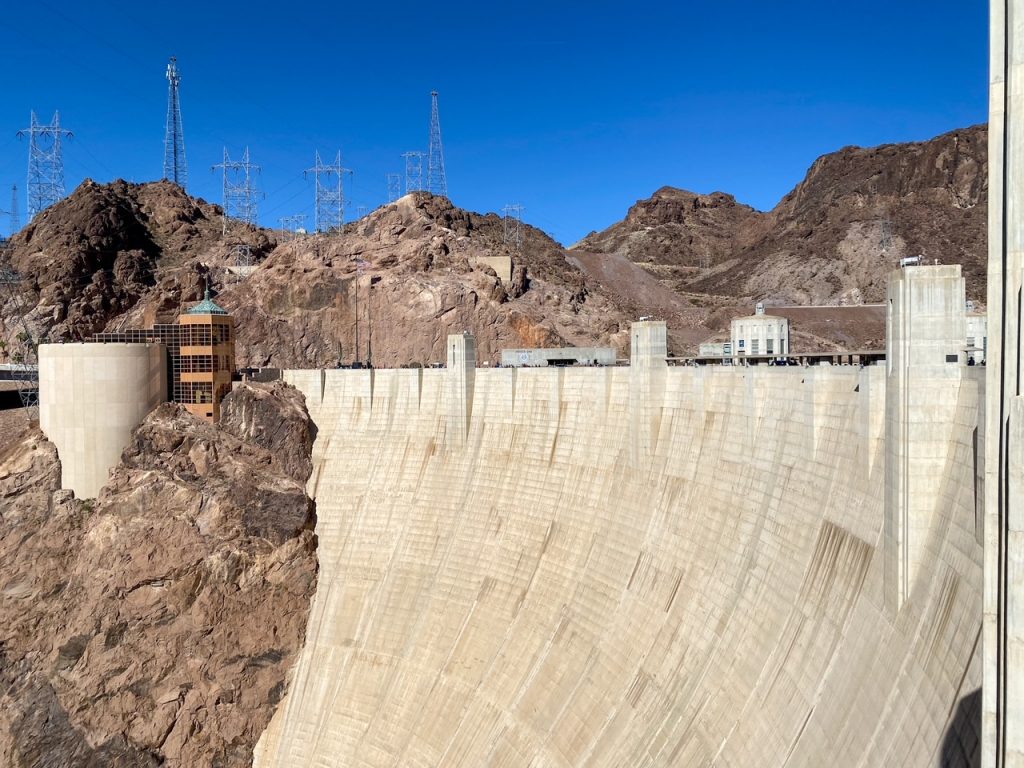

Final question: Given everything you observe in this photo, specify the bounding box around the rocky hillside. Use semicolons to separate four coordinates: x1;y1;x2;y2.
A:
211;193;636;367
575;124;987;307
1;183;637;365
0;381;317;767
0;179;266;346
0;125;990;362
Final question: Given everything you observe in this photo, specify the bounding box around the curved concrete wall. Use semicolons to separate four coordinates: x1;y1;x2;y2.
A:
39;343;167;499
255;363;984;767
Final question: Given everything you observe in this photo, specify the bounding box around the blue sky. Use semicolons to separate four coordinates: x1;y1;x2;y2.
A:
0;0;988;244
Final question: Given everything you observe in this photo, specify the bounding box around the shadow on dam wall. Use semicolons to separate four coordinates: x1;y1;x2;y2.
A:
252;362;986;767
940;688;981;768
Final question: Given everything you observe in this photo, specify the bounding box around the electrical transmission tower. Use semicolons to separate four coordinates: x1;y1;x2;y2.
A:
880;219;893;251
163;56;188;189
427;90;448;197
9;186;19;235
279;214;306;241
305;151;352;233
503;203;524;249
403;151;425;194
386;173;402;203
212;147;260;235
18;111;72;220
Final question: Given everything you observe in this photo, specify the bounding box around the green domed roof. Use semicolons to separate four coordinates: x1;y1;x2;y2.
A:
186;288;228;316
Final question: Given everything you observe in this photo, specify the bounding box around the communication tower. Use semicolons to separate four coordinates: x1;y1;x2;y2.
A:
305;151;352;233
386;173;402;203
212;147;260;235
427;91;448;197
163;57;188;189
503;203;524;249
403;151;425;194
18;111;72;220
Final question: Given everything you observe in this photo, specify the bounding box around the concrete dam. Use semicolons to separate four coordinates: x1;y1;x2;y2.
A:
253;268;984;767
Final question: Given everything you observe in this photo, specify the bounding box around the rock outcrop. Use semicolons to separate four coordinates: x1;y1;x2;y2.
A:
0;381;317;767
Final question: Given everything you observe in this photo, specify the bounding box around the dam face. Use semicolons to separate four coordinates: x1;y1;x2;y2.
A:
254;326;985;766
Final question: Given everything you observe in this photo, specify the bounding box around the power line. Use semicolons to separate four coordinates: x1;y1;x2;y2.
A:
163;57;188;189
18;111;73;221
427;90;448;198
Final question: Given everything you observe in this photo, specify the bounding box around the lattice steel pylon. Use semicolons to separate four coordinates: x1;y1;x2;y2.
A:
385;174;401;204
503;203;524;249
279;214;306;241
18;111;72;220
9;186;19;235
305;151;351;233
0;256;40;421
212;147;260;235
163;57;188;189
403;151;425;194
427;90;448;197
880;219;893;251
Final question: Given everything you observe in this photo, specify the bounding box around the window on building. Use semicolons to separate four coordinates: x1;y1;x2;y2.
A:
767;338;774;354
751;339;760;354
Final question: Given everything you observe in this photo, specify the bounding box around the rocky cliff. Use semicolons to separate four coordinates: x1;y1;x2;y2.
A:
0;381;317;767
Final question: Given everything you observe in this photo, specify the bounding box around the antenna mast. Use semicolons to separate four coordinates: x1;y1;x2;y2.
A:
18;111;72;220
427;90;448;197
163;57;188;189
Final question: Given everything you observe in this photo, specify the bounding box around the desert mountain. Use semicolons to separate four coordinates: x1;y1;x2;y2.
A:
0;124;990;362
575;124;987;308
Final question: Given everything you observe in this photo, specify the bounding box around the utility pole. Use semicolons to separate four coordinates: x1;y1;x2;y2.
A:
402;151;425;194
503;203;524;249
163;57;188;189
18;111;72;220
386;173;402;203
427;90;448;197
305;150;351;233
212;147;260;235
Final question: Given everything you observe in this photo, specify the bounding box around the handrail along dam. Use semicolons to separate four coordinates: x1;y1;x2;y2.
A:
254;266;984;766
